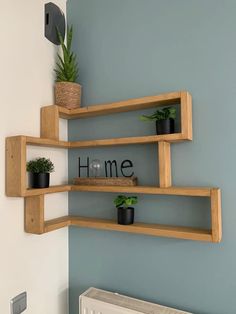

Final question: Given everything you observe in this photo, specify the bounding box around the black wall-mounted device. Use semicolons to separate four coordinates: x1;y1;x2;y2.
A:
45;2;65;45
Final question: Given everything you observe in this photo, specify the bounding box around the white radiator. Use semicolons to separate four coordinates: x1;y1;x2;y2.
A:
79;288;192;314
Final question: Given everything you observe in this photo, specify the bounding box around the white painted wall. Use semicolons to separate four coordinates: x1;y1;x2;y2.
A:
0;1;68;313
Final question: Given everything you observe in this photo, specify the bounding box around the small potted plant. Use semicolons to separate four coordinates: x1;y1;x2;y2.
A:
114;195;138;225
26;158;54;189
54;25;80;109
140;106;176;135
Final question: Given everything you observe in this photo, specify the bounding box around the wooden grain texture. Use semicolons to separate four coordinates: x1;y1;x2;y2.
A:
180;91;192;140
24;185;71;196
73;176;138;186
24;195;44;234
6;136;26;196
15;133;187;150
44;216;70;233
26;136;69;148
158;142;171;188
57;91;182;119
21;184;214;197
210;188;222;242
57;106;70;118
70;133;184;148
43;215;212;241
71;185;212;196
40;105;59;140
69;216;212;242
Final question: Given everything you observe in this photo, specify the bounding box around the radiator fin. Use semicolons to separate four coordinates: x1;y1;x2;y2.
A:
80;288;191;314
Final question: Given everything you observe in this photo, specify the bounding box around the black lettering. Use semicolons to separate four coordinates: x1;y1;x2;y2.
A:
78;157;90;177
105;160;118;177
120;159;134;177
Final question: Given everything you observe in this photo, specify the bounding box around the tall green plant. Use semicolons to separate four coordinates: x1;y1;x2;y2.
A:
54;25;78;82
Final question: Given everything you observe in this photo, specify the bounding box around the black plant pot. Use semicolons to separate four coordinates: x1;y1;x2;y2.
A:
29;172;50;189
156;118;175;135
117;207;134;225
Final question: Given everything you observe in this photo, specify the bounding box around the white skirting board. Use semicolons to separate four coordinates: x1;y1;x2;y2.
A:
79;287;192;314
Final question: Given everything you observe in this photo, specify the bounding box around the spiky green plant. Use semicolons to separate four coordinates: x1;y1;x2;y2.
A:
54;25;78;82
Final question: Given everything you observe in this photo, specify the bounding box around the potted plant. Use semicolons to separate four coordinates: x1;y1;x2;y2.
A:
140;106;176;135
26;157;54;189
114;195;138;225
54;25;80;109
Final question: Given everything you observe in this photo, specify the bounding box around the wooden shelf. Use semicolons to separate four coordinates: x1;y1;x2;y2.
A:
70;133;186;148
57;91;185;119
5;133;187;157
21;185;215;197
44;216;70;233
14;133;188;150
26;136;70;148
44;215;212;242
25;185;71;196
7;133;186;152
23;187;221;242
71;185;213;197
41;90;192;142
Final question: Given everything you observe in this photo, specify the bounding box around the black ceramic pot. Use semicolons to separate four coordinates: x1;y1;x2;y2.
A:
29;172;50;188
117;207;134;225
156;118;175;135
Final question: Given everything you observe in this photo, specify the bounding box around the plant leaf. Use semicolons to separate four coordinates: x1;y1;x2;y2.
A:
54;25;78;82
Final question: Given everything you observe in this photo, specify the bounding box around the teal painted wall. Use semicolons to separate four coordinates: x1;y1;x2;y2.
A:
67;1;236;313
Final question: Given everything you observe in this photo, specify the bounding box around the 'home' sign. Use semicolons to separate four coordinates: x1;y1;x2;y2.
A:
78;157;134;177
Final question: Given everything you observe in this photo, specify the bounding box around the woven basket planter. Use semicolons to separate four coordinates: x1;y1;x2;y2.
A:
55;82;81;109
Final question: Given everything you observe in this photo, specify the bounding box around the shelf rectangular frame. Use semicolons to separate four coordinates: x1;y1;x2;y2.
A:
41;90;192;145
24;187;221;242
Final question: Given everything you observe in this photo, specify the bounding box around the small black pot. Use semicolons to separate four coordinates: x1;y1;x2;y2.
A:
156;118;175;135
117;207;134;225
29;172;50;189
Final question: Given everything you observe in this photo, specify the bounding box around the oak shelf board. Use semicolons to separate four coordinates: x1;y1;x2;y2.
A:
44;215;213;242
71;217;213;242
70;133;187;148
44;216;70;233
13;133;188;150
71;185;214;197
26;136;69;148
22;184;215;197
24;185;71;196
21;133;188;150
57;91;185;119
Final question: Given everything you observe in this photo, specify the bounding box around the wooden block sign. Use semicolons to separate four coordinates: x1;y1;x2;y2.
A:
73;176;138;186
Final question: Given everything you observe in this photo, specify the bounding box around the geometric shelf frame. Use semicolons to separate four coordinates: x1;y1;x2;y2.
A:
5;91;222;242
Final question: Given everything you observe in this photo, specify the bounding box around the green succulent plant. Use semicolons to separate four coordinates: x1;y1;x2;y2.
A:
140;106;176;122
26;158;54;173
54;25;78;82
114;195;138;209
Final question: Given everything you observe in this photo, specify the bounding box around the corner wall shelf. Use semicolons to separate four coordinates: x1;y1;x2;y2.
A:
44;216;213;242
6;91;222;242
